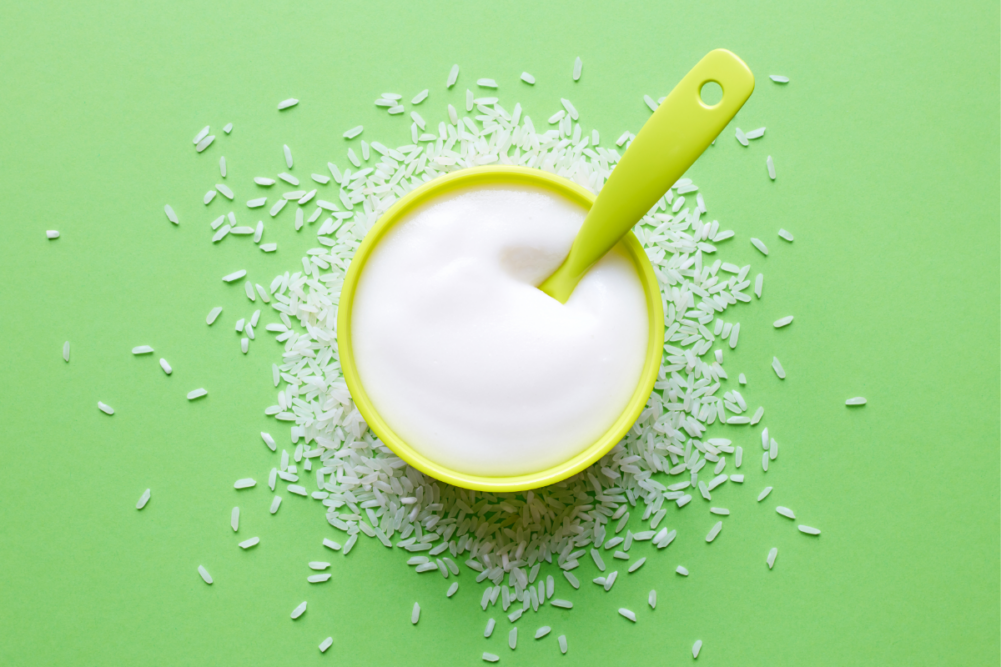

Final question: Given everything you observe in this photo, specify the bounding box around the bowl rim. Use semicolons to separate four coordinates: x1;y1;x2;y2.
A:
336;165;665;492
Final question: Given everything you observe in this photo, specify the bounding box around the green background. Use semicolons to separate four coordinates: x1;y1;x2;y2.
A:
1;0;997;665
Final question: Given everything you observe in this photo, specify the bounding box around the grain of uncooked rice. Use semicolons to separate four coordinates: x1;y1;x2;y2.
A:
558;634;568;654
247;197;267;208
278;98;299;110
411;89;428;105
767;547;778;569
158;358;172;375
776;506;796;520
767;155;776;180
618;608;636;622
343;125;364;139
410;602;420;624
520;72;535;84
563;571;579;589
219;157;227;177
291;601;307;619
846;397;867;406
706;521;723;542
98;401;114;415
164;205;179;224
693;640;702;658
628;557;646;573
772;357;786;379
62;341;70;362
778;228;794;241
239;537;260;549
770;75;790;83
446;64;459;88
572;57;582;81
745;127;765;140
132;345;154;355
187;388;207;400
198;565;213;584
46;230;61;238
234;478;255;489
206;307;222;325
551;599;572;609
750;237;769;255
798;525;821;535
231;506;240;531
758;487;773;501
136;488;150;509
774;316;794;328
193;126;210;144
482;653;499;663
283;144;294;168
447;582;458;597
222;270;246;282
755;273;763;298
477;78;498;88
196;135;215;152
319;637;333;653
534;625;551;638
735;127;749;146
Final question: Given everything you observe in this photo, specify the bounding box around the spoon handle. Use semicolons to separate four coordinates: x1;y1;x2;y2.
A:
540;49;754;303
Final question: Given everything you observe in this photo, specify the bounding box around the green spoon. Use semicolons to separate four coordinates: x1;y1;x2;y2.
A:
538;49;755;303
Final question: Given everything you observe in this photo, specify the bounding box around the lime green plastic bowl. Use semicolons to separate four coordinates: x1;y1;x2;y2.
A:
337;165;664;492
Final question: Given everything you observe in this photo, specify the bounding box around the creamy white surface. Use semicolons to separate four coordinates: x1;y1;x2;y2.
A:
351;185;648;477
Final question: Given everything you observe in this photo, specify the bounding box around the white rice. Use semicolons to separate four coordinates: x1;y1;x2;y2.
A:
206;307;222;325
773;316;794;328
223;123;233;134
222;270;246;283
676;566;689;576
46;230;61;238
477;78;498;88
446;64;459;88
308;574;330;583
558;634;568;654
291;601;307;619
98;401;114;415
628;557;646;573
388;105;404;115
846;397;867;406
618;608;636;622
410;602;420;624
159;358;172;374
447;582;458;597
769;75;790;83
270;496;282;514
482;653;499;663
757;487;773;501
750;237;769;255
755;273;763;297
735;127;749;146
197;565;213;584
772;357;786;379
520;72;535;84
729;474;744;483
187;388;207;400
205;191;218;206
706;521;723;542
239;537;260;549
196;135;215;153
233;478;256;489
62;341;70;362
136;488;150;509
709;508;729;516
193;126;210;144
411;90;428;105
132;345;154;355
164;205;179;224
508;627;518;649
563;571;579;589
572;57;582;81
283;144;293;168
278;98;299;110
776;506;796;520
535;625;551;638
778;228;794;241
762;451;769;471
219;156;227;178
644;95;658;112
231;506;240;531
260;243;277;252
343;125;364;139
767;547;778;569
693;639;702;658
319;637;333;653
798;525;821;535
278;172;299;185
767;155;776;180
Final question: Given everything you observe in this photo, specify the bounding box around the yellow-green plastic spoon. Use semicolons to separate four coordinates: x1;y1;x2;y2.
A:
539;49;755;303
